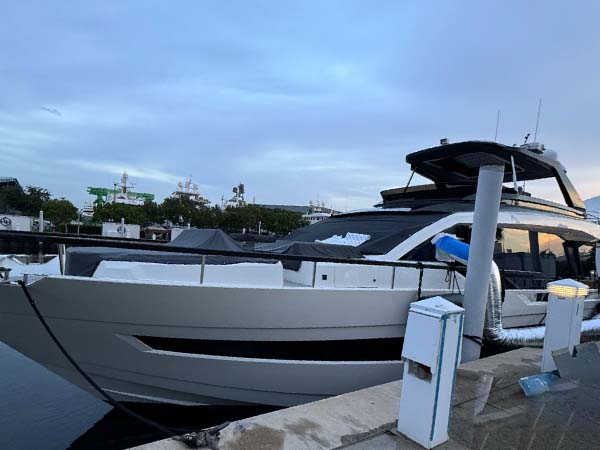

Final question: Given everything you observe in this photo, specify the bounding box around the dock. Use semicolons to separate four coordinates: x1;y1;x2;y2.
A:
131;346;600;449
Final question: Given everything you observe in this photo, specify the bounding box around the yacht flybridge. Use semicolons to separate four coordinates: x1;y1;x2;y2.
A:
1;140;599;407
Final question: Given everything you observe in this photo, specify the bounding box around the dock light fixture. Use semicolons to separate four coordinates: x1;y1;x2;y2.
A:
541;279;588;372
546;279;589;299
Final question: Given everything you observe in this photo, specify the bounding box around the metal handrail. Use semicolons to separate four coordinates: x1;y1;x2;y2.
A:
0;230;456;271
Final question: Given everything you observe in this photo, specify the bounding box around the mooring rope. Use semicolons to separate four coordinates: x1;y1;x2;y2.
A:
17;280;227;449
416;263;424;301
462;334;484;347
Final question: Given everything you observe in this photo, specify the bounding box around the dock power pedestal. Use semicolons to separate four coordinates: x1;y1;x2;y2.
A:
397;297;464;449
541;278;589;372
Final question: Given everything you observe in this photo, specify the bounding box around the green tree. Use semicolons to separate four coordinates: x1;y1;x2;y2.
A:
192;205;223;228
43;199;78;232
141;200;161;224
219;205;307;234
0;185;50;215
159;197;199;226
92;202;150;224
262;208;308;234
23;186;51;215
0;185;27;214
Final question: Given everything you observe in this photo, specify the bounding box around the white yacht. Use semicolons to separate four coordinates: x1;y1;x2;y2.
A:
1;140;599;407
302;200;334;225
171;178;210;207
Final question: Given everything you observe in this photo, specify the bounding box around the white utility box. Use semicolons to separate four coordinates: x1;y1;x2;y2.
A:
541;279;588;372
397;296;464;449
0;215;32;231
101;222;140;239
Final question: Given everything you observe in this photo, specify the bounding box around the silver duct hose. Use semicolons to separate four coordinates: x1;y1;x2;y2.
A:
483;261;600;347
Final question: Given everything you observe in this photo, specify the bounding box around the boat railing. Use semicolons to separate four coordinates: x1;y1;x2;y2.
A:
0;230;459;291
586;211;600;224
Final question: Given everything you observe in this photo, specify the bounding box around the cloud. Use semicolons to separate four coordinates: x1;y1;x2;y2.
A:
40;106;62;117
1;1;600;211
61;159;182;185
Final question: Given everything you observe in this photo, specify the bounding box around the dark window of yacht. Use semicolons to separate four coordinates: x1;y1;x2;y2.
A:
402;240;437;261
580;244;596;278
559;242;595;280
538;232;568;280
494;229;593;287
494;228;546;289
286;212;448;255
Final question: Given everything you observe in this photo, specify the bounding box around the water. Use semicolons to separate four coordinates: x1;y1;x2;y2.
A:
0;343;276;450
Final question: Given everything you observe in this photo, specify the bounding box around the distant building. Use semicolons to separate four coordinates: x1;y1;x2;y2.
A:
0;177;24;214
0;177;22;192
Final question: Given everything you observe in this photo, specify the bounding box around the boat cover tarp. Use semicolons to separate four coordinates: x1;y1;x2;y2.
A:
167;228;245;251
65;247;260;277
66;229;271;277
255;240;363;270
230;233;277;243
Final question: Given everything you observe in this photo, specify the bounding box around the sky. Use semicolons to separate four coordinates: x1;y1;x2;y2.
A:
2;0;600;211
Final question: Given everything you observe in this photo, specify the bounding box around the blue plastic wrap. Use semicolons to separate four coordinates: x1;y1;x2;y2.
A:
434;235;470;262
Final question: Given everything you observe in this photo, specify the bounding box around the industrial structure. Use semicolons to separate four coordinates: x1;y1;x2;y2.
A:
83;172;154;218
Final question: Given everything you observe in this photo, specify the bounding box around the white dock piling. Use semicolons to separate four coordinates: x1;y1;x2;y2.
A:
461;165;504;362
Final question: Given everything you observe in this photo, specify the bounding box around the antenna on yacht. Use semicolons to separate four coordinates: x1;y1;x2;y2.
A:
523;133;530;144
403;170;416;194
533;98;543;141
494;110;500;142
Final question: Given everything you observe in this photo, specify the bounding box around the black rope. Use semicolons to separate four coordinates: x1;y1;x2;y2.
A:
537;312;547;326
416;263;424;301
453;270;462;295
445;267;462;295
18;280;228;448
463;334;484;347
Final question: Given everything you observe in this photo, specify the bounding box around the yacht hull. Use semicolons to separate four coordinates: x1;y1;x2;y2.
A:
1;277;597;406
0;277;439;406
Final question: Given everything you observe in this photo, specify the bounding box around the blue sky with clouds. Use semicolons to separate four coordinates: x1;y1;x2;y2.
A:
2;0;600;210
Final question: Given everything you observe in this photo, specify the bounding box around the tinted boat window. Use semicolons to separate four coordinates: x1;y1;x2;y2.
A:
538;232;568;279
286;212;448;255
493;229;546;289
580;244;596;278
402;239;437;261
493;229;591;287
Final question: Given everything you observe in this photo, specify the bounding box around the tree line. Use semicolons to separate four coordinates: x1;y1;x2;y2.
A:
93;197;308;234
1;185;308;234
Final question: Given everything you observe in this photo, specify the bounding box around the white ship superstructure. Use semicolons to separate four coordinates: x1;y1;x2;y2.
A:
172;178;210;206
303;200;333;225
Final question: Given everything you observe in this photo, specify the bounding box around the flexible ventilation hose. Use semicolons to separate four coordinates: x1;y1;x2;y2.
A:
484;262;600;347
433;234;600;347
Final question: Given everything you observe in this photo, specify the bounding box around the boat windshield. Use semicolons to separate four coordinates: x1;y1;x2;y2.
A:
286;212;448;255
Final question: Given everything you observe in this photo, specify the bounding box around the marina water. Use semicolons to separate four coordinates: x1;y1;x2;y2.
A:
0;343;274;450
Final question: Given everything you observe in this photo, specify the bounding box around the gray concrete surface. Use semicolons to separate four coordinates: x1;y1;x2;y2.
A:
132;347;600;449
